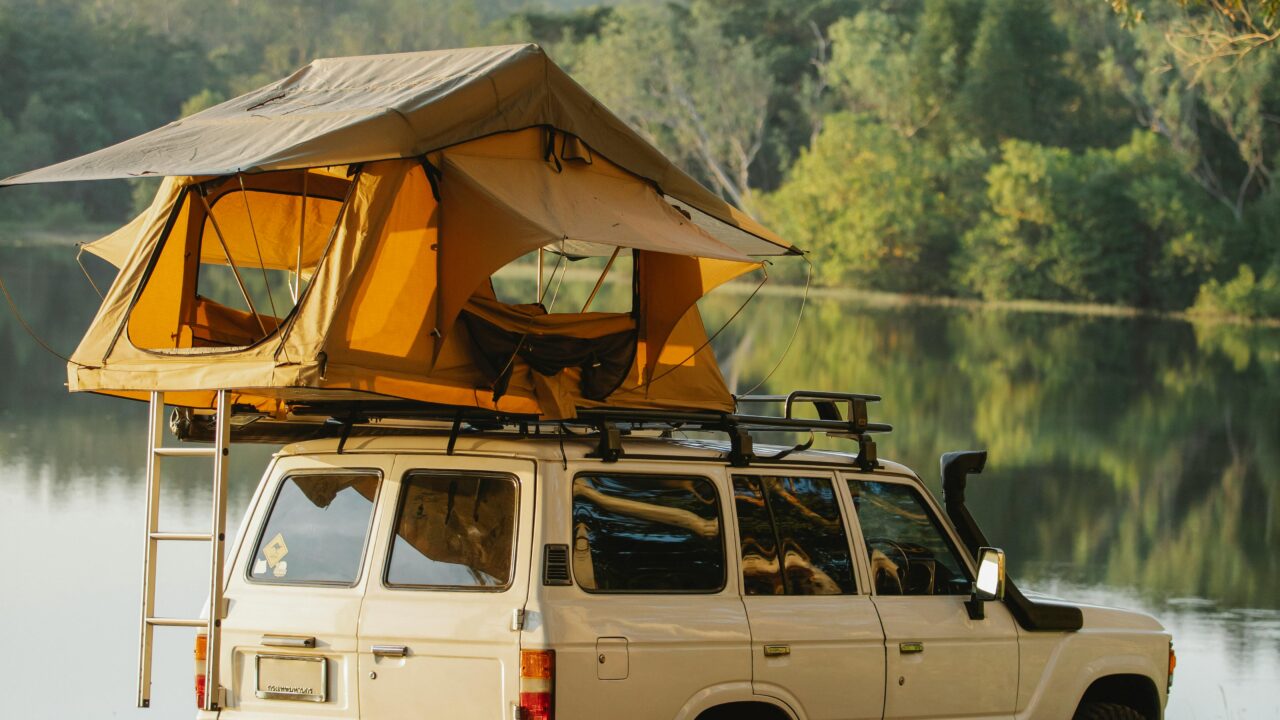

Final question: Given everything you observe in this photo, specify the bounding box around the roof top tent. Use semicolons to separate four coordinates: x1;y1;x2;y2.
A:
1;43;799;421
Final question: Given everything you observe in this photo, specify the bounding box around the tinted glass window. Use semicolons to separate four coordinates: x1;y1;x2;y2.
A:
733;475;856;595
733;476;784;595
851;480;971;596
386;473;517;589
572;474;724;593
250;473;379;585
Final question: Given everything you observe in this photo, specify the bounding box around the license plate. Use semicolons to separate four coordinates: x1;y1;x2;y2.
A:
255;654;327;703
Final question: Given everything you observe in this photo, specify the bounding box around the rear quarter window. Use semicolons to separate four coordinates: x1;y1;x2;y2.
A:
248;472;380;586
572;473;725;593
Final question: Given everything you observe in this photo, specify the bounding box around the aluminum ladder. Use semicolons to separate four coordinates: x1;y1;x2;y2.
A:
137;390;230;710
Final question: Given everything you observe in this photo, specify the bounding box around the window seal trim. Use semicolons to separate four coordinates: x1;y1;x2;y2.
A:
570;471;728;596
380;469;521;593
244;468;384;589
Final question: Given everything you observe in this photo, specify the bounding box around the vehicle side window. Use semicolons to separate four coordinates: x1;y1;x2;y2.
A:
249;472;380;585
572;474;724;593
733;475;857;596
850;480;972;596
385;472;517;590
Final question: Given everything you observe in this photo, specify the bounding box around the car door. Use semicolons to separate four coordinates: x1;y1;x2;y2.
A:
356;454;535;720
549;465;751;720
730;471;886;720
219;454;391;716
845;474;1019;720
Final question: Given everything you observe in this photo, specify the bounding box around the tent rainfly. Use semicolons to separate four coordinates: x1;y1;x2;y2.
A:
1;44;799;419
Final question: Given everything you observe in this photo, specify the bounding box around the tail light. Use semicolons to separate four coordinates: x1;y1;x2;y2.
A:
1168;641;1176;692
194;632;208;709
519;649;555;720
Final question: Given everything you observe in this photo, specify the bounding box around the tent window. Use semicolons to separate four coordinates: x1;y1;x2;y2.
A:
126;170;350;352
493;249;635;315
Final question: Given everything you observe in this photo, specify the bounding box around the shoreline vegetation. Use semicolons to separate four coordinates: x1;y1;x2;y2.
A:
1;0;1276;320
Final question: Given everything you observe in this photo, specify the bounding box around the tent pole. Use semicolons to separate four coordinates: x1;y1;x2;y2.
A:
236;175;282;323
196;191;269;337
536;248;544;303
581;246;621;313
293;172;307;303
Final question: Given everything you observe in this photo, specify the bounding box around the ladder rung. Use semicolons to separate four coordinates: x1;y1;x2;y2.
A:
149;532;212;542
146;617;207;628
153;446;218;457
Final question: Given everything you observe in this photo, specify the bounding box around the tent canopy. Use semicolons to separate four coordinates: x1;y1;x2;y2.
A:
7;44;795;259
65;128;763;418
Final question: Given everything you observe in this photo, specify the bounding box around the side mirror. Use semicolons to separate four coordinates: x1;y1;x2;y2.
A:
974;546;1006;600
965;547;1006;620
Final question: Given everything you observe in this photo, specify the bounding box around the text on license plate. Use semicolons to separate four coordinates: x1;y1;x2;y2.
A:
255;654;327;703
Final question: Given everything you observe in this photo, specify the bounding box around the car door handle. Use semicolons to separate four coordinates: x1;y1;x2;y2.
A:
262;634;316;648
899;641;924;654
763;644;791;657
371;644;409;657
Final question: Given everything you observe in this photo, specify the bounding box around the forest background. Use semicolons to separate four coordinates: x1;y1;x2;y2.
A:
0;0;1277;319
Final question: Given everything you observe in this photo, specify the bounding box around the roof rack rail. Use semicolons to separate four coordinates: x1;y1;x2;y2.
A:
172;389;891;468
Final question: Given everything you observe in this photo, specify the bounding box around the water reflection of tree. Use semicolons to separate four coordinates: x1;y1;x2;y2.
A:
706;291;1280;609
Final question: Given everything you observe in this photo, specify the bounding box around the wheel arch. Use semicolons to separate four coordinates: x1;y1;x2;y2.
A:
694;701;796;720
1077;674;1161;720
672;683;799;720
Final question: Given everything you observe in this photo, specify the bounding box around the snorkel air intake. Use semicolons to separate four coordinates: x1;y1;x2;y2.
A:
941;451;1083;632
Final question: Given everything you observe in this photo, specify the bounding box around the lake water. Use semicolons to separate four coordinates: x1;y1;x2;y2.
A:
0;241;1276;718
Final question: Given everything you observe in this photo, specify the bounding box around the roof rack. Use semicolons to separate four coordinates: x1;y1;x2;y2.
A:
172;389;891;469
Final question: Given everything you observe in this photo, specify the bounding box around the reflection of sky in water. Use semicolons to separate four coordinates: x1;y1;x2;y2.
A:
1;242;1278;717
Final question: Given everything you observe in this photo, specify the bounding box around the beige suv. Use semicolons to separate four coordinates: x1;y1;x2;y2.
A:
186;395;1172;720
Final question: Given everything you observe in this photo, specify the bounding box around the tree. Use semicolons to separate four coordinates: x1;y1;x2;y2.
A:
956;132;1234;308
692;0;862;189
957;0;1076;146
763;113;962;293
825;12;932;137
572;4;773;209
1109;0;1280;52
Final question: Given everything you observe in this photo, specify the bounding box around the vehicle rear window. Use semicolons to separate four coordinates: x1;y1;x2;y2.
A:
733;475;857;595
385;472;518;589
249;472;380;585
572;474;724;593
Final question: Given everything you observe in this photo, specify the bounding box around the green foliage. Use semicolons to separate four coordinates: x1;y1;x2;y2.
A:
1193;264;1280;318
0;1;208;221
957;132;1234;308
763;114;980;293
570;2;773;208
956;0;1076;145
692;0;863;190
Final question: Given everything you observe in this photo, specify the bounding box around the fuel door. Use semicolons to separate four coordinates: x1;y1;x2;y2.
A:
596;637;629;680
